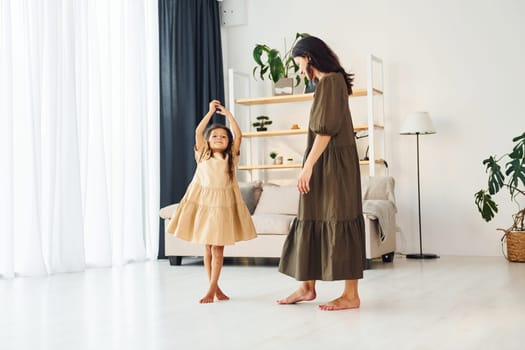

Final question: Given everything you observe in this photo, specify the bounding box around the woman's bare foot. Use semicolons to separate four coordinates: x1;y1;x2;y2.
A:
318;296;360;311
276;288;316;305
215;287;230;301
199;288;216;304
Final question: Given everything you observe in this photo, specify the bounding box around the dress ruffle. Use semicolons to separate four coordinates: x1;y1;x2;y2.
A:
278;215;366;281
166;181;257;246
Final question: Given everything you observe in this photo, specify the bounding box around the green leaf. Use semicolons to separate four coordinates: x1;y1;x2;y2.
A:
304;76;310;86
252;45;273;80
259;66;268;81
294;75;301;87
512;131;525;144
252;45;265;66
505;132;525;195
268;54;284;82
506;157;525;192
509;131;525;160
483;156;504;195
474;190;498;222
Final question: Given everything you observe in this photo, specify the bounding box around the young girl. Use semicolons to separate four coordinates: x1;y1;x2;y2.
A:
166;100;257;304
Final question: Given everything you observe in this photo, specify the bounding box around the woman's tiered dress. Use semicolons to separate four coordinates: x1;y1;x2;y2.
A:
166;149;257;246
278;72;366;281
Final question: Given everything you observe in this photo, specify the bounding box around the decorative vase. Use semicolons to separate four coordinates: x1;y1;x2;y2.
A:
273;78;293;96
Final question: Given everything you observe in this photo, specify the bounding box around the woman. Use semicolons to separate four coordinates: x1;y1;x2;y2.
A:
277;36;366;311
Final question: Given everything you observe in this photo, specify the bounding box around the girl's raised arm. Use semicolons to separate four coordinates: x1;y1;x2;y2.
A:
216;104;242;155
195;100;220;150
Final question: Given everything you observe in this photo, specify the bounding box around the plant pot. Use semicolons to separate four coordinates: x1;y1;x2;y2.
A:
256;127;267;132
502;230;525;262
273;78;293;96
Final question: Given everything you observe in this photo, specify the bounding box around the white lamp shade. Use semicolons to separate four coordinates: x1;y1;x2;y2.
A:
400;112;436;135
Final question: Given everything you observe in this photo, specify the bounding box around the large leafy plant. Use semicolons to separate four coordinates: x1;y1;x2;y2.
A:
252;33;309;87
475;132;525;231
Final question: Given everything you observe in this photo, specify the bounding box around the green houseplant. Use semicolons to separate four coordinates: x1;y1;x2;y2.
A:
474;131;525;261
269;151;278;164
252;33;310;90
252;115;272;132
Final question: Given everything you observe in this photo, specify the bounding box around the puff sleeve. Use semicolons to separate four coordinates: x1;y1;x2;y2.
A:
194;144;211;163
309;74;346;136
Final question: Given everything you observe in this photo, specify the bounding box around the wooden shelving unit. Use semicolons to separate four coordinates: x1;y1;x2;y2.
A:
229;54;385;180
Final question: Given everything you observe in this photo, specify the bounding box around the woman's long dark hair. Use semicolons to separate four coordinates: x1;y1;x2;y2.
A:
292;36;354;95
202;124;235;182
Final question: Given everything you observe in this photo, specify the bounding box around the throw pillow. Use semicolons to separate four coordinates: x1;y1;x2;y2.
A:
253;185;299;216
239;181;263;214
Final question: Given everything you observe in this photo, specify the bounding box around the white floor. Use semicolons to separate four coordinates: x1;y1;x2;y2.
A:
1;255;524;350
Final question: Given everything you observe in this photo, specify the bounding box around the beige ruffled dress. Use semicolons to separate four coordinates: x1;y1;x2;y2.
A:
166;148;257;246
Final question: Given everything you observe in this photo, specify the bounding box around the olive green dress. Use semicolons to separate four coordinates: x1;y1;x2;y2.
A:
278;72;366;281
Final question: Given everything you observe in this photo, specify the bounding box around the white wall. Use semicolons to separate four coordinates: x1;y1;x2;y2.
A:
220;0;525;256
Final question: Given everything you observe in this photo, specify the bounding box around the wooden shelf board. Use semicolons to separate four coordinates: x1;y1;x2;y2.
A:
359;159;386;165
235;88;383;106
238;159;385;170
237;164;302;170
242;129;307;138
354;124;384;131
236;93;313;105
242;124;383;137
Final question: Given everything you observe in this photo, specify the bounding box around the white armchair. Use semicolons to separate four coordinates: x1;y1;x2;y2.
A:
362;176;397;267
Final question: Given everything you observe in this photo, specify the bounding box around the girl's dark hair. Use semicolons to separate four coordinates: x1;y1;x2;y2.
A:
202;124;235;182
292;36;354;95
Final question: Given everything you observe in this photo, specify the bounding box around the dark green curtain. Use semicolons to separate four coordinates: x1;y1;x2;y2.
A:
158;0;225;258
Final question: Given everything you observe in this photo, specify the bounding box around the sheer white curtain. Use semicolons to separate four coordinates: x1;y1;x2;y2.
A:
0;0;160;278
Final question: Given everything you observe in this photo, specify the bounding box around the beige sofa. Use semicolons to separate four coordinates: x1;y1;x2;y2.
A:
160;177;396;268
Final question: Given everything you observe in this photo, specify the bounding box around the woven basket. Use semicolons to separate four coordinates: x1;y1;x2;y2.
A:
501;230;525;262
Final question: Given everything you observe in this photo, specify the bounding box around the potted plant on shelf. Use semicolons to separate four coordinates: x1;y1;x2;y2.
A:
474;132;525;262
252;115;272;132
252;32;312;95
269;151;278;164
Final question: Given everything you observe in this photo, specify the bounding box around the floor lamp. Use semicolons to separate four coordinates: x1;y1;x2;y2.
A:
400;112;439;259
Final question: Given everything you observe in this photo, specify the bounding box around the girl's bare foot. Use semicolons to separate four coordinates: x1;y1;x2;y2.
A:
318;296;360;311
276;288;316;305
215;287;230;301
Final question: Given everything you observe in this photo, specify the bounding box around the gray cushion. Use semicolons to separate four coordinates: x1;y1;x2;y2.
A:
239;181;263;214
